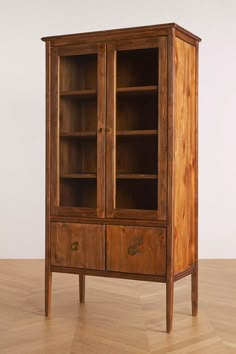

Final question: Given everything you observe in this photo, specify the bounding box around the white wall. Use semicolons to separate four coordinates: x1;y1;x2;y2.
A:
0;0;235;258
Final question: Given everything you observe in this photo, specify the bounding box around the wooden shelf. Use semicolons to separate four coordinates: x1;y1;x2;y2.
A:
60;132;97;138
116;130;157;136
116;85;158;96
61;173;96;179
116;174;158;179
60;90;97;98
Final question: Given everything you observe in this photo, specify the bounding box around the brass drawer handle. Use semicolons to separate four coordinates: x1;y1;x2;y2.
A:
71;241;80;251
97;127;103;133
128;236;144;256
105;127;111;133
128;245;139;256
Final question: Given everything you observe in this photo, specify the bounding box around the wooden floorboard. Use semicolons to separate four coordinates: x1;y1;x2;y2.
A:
0;260;235;353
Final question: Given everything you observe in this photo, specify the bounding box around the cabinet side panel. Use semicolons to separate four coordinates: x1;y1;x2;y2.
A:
173;38;197;274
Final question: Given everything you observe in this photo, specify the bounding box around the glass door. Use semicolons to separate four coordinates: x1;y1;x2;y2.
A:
50;44;106;217
106;38;167;220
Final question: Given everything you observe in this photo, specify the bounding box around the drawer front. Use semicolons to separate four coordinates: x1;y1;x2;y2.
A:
107;225;166;275
50;223;105;270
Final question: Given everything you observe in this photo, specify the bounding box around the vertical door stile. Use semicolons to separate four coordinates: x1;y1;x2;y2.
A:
106;42;116;217
50;48;60;215
157;38;168;220
97;42;106;217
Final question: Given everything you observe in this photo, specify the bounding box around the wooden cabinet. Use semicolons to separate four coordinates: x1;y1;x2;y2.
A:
42;23;201;332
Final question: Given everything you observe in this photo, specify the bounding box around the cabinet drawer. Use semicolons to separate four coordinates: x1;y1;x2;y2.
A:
50;223;105;270
107;225;166;275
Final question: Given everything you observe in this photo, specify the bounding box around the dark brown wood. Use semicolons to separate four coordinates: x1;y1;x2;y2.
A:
117;85;157;95
61;173;96;179
50;223;105;270
116;95;158;132
57;43;98;56
79;275;85;303
41;23;201;45
192;42;199;317
174;266;195;281
107;225;166;275
51;215;167;227
191;268;198;316
105;41;116;218
116;130;157;136
166;28;175;333
43;23;200;332
97;43;106;218
50;47;59;216
166;280;174;333
60;132;97;138
60;89;97;97
116;174;157;179
45;40;52;317
51;265;166;283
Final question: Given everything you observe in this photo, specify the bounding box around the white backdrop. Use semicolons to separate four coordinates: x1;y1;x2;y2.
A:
0;0;235;258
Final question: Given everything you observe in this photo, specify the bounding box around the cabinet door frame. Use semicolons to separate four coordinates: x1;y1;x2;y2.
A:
50;43;106;218
106;37;167;220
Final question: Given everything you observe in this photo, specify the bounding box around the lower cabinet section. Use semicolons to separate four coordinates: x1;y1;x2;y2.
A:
107;225;166;275
50;222;166;276
50;222;105;270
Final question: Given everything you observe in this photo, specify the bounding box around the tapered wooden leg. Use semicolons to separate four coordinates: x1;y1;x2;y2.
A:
191;267;198;316
166;279;174;333
45;268;52;317
79;275;85;303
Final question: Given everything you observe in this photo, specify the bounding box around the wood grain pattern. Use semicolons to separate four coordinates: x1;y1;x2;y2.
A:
51;215;167;227
96;43;106;218
50;223;105;270
51;265;166;282
41;23;201;45
105;42;116;218
173;37;197;274
50;222;67;266
166;27;175;333
45;40;52;317
50;47;60;216
107;225;166;275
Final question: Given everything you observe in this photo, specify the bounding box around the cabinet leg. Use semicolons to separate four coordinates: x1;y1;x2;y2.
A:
166;279;174;333
191;267;198;316
79;275;85;303
45;268;52;317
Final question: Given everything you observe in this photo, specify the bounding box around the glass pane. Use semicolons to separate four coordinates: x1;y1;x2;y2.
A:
60;54;97;91
115;48;159;211
116;180;157;210
59;54;97;208
116;95;158;131
60;179;97;208
117;48;158;87
116;135;157;174
60;97;97;133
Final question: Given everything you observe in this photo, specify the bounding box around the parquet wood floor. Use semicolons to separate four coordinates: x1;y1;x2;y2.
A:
0;260;235;353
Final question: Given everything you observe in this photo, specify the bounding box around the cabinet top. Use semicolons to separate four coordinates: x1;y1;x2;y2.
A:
41;23;201;45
